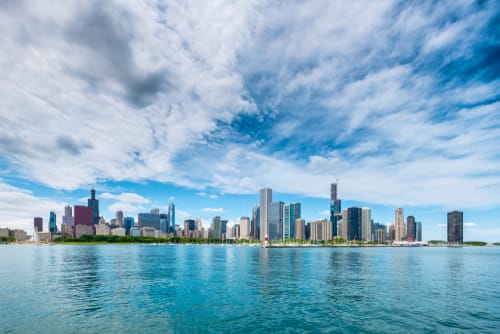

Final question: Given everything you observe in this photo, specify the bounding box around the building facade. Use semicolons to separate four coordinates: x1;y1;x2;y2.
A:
330;182;341;238
394;208;405;241
259;188;272;240
268;201;284;240
294;218;305;240
87;189;100;225
240;217;251;240
283;203;301;240
447;211;463;244
34;217;43;233
49;211;57;233
406;216;416;242
361;207;372;241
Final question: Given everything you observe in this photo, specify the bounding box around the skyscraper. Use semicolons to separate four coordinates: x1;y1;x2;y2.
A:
168;203;175;233
138;212;161;230
283;203;301;240
330;182;341;237
87;189;99;225
240;217;251;240
416;222;422;241
34;217;43;232
49;211;57;233
124;217;134;235
62;205;74;227
259;188;272;240
394;208;405;241
251;205;260;240
116;210;124;227
211;216;222;239
406;216;416;242
447;211;463;244
74;205;94;238
268;201;284;240
361;207;372;241
347;207;362;241
294;218;305;240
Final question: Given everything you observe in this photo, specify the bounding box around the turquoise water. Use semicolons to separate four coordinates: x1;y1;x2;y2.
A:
0;245;499;333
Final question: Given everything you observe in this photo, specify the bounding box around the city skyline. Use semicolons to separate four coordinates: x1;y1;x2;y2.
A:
0;2;498;241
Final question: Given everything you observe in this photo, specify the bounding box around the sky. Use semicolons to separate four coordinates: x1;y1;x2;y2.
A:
0;1;499;241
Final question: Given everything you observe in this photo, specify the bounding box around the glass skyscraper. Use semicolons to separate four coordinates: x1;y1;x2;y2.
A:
87;189;99;225
447;211;463;244
283;203;301;240
49;211;57;233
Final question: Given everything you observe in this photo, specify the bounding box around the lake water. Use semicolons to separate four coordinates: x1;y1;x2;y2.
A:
0;245;499;333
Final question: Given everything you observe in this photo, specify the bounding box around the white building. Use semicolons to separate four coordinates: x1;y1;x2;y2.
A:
362;207;372;242
239;217;251;240
111;227;126;236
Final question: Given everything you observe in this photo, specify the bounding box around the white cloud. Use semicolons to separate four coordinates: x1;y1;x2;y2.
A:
318;210;330;216
464;222;477;227
168;196;175;202
197;192;207;197
209;194;219;199
202;208;224;213
437;224;447;228
100;192;149;204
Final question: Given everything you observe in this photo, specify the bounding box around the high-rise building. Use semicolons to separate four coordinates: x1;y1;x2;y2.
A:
240;217;251;240
34;217;43;233
447;211;463;244
87;189;99;225
294;218;305;240
49;211;57;233
160;213;169;234
116;210;124;227
124;217;134;235
347;207;362;241
416;222;422;241
341;209;348;239
168;203;175;233
394;208;405;241
259;188;272;240
330;182;341;237
138;213;161;230
310;219;333;241
251;205;260;240
211;216;222;239
74;205;93;238
283;203;301;240
184;219;196;237
268;201;283;240
406;216;416;242
361;207;372;241
62;205;74;227
388;224;395;242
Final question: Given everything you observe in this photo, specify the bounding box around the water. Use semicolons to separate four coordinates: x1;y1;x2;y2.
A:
0;245;499;333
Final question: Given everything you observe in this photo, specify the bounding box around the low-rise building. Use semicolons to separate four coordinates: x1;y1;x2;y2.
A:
95;223;111;236
9;229;28;242
36;232;52;242
130;228;141;237
75;224;94;238
141;227;156;238
111;227;126;236
0;228;9;237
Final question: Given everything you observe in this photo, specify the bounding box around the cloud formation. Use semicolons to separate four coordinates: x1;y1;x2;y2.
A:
0;0;498;211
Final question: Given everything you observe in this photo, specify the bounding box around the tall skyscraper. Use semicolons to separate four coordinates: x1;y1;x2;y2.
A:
34;217;43;232
394;208;405;241
168;203;175;233
240;217;251;240
361;207;372;241
116;210;124;227
49;211;57;233
406;216;416;242
268;201;283;240
251;205;260;240
347;207;362;241
87;189;99;225
211;216;222;239
259;188;272;240
124;217;134;235
283;203;301;240
447;211;463;244
62;205;74;227
294;218;305;240
330;182;341;237
416;222;422;241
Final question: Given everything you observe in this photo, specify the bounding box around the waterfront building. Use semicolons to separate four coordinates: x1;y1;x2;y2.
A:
447;211;463;244
111;227;126;236
416;222;422;241
0;228;9;237
283;203;301;240
251;205;260;240
95;222;110;236
138;212;161;230
231;224;240;239
9;229;28;242
140;227;156;238
406;216;416;242
310;219;333;241
347;207;362;241
34;217;43;233
268;201;284;240
61;223;73;238
259;188;272;240
49;211;57;233
394;208;405;241
341;209;348;239
168;203;175;233
184;219;196;238
330;182;341;238
295;218;305;240
115;210;124;227
130;227;140;237
240;217;251;240
372;223;387;242
124;217;134;235
160;214;169;234
87;189;100;225
361;207;372;241
305;222;311;240
210;216;227;239
36;232;52;242
75;224;94;238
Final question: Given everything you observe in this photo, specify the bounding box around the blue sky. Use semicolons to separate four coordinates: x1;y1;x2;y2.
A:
0;1;499;241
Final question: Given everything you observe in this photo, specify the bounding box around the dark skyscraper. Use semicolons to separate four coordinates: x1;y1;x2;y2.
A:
330;182;341;238
251;205;260;240
347;207;362;241
49;211;57;233
406;216;416;242
87;189;99;225
447;211;463;244
124;217;134;235
268;201;284;240
416;222;422;241
34;217;43;232
74;206;93;226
